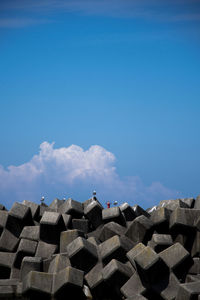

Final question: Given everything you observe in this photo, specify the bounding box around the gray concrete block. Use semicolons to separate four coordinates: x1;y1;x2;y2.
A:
0;252;15;279
49;198;65;212
14;238;38;268
99;235;134;264
170;208;200;232
48;253;71;273
20;257;42;280
147;233;173;253
84;200;103;229
179;198;195;208
150;207;171;233
102;259;133;297
102;207;126;226
125;215;153;244
20;226;40;241
40;211;65;244
35;241;57;259
10;267;20;280
67;237;98;272
22;271;53;298
159;199;189;210
98;221;126;242
120;203;136;222
53;266;85;299
186;274;200;283
0;210;8;236
72;218;89;234
85;262;108;299
7;203;34;237
188;258;200;275
120;271;147;298
176;281;200;300
0;285;15;298
61;214;71;229
126;243;146;268
191;231;200;257
159;242;192;280
22;200;40;220
134;246;168;284
58;198;83;218
0;229;19;252
194;194;200;209
132;205;150;218
60;229;85;253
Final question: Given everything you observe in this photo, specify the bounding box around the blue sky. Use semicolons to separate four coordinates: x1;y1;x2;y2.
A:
0;0;200;209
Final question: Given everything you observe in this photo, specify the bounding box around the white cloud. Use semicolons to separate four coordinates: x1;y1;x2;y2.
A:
0;142;180;208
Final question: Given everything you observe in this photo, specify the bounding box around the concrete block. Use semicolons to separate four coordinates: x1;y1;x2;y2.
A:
49;198;65;211
188;258;200;275
85;262;108;299
22;271;53;298
40;211;65;244
22;200;40;220
99;234;134;264
147;233;173;253
58;198;83;218
170;208;200;232
120;271;147;298
20;226;40;241
53;266;84;299
0;252;15;279
6;202;34;237
72;218;89;234
176;281;200;300
120;203;136;222
35;241;57;259
159;242;192;280
132;205;150;218
133;246;168;284
98;221;126;242
194;194;200;209
84;200;103;229
150;207;171;233
102;259;133;297
14;238;38;268
38;203;52;220
126;243;146;268
159;199;189;210
186;274;200;283
0;229;19;252
20;257;42;280
48;253;71;273
60;229;85;253
191;231;200;257
61;214;71;229
67;237;98;272
0;286;15;298
125;215;153;244
179;198;195;208
102;207;126;226
0;210;8;236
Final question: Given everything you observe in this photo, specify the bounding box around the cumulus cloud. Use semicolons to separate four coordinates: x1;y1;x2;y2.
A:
0;142;180;208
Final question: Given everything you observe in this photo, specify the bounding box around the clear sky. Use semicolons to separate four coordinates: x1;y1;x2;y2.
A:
0;0;200;209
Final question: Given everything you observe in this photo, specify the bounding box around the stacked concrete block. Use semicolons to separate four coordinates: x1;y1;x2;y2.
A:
125;215;154;245
0;195;200;299
40;212;65;244
102;207;126;226
66;237;98;272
